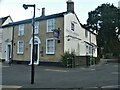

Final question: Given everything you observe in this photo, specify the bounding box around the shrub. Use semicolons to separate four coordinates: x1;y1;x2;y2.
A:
105;53;113;59
95;56;100;64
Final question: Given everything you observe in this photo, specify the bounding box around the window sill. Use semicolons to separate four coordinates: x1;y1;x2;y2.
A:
46;52;55;55
17;52;24;55
46;31;53;33
18;35;24;36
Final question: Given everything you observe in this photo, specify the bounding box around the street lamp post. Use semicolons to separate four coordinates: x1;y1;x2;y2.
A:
23;4;35;84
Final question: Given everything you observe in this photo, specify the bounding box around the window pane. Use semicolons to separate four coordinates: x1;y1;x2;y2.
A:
47;19;55;32
0;43;2;52
0;32;2;39
19;24;24;36
18;41;24;54
85;30;88;38
34;22;39;34
46;39;55;54
71;22;74;31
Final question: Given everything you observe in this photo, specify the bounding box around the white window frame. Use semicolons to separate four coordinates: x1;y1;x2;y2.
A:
71;22;75;31
18;24;24;36
86;45;89;55
0;32;2;40
47;19;55;32
85;30;88;38
17;41;24;54
46;38;55;54
89;46;92;54
34;21;39;34
0;43;2;52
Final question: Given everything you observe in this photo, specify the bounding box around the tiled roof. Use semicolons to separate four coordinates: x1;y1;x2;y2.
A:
2;12;67;28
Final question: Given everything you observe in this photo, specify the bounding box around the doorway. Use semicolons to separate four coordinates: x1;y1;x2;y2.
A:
29;36;41;65
6;44;12;62
34;44;38;63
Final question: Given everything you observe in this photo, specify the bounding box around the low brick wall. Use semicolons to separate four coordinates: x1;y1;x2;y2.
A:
61;56;95;68
75;56;90;67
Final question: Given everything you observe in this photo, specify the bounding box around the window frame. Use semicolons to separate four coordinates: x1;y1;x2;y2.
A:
85;30;88;38
34;21;39;34
46;38;55;54
89;46;92;54
17;41;24;54
0;32;2;39
47;19;55;32
86;45;89;55
71;22;75;31
0;43;2;52
18;24;24;36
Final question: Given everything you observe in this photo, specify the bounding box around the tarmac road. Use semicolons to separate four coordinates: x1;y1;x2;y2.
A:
1;62;120;89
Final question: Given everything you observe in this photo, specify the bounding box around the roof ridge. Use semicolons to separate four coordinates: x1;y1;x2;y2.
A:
2;11;67;27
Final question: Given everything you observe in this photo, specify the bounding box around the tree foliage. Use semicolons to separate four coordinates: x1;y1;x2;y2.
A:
84;3;120;57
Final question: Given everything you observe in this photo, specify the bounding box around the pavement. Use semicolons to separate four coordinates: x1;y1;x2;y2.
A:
1;61;120;90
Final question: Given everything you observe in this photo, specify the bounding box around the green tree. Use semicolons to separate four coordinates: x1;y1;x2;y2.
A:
84;3;120;58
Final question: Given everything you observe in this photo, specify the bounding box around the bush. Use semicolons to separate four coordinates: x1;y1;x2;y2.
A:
95;56;100;64
105;53;113;59
61;51;76;68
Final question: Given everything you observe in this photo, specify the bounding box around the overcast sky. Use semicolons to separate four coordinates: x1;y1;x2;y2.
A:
0;0;118;24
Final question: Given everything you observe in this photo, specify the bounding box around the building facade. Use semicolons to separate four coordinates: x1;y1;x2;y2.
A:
0;16;13;61
2;0;97;65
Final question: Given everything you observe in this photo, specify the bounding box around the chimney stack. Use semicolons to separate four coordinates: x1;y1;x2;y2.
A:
66;0;74;13
41;8;45;16
118;1;120;8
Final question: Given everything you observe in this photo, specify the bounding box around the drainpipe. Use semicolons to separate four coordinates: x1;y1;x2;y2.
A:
90;32;92;66
11;26;14;64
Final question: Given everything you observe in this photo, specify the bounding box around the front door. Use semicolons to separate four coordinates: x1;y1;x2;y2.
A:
6;44;11;62
34;44;38;63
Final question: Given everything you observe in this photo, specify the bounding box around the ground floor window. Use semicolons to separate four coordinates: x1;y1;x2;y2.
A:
17;41;24;54
86;45;89;55
46;38;55;54
89;46;92;54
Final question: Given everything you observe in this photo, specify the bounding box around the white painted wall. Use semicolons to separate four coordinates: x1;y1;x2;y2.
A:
0;28;2;59
91;34;97;57
64;13;84;55
0;16;13;60
64;13;97;57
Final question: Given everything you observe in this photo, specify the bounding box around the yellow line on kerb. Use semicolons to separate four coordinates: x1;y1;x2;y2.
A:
0;85;22;90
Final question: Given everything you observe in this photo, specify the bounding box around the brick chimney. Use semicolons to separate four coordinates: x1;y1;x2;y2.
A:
41;8;45;16
66;0;74;13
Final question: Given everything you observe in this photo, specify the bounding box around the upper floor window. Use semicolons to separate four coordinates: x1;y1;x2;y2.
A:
71;22;74;31
46;38;55;54
34;21;39;34
17;41;24;54
0;43;2;52
18;24;24;36
0;32;2;39
47;19;55;32
85;30;88;38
